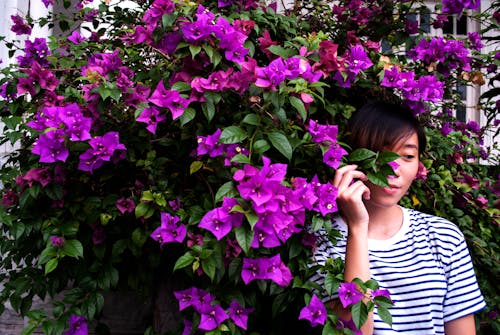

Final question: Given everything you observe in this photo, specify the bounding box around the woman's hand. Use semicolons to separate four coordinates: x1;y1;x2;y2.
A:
333;164;371;230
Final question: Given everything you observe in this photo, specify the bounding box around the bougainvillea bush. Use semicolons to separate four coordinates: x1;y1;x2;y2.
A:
0;0;499;334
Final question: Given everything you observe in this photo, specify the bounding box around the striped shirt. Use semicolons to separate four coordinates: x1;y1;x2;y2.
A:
311;207;486;334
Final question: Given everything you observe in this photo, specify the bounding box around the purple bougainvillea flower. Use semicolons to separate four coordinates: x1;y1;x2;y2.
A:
67;30;87;44
136;106;166;134
32;130;69;163
63;315;87;335
181;319;192;335
50;236;65;247
41;0;54;8
174;287;201;311
22;167;52;187
338;282;364;308
78;132;127;173
372;288;391;301
198;304;229;331
149;81;190;119
11;15;32;36
2;190;19;207
116;198;135;214
227;300;254;330
298;294;327;327
337;318;362;335
150;212;186;245
199;197;243;240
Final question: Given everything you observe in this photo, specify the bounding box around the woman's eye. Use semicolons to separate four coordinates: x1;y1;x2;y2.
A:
403;155;415;160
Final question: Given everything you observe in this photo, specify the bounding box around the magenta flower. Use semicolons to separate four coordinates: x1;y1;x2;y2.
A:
116;198;135;214
136;106;166;134
198;304;229;331
372;288;391;301
149;81;190;119
150;212;186;245
67;30;87;44
174;287;205;311
10;15;32;36
63;315;87;335
78;132;127;173
32;130;69;163
241;254;292;287
50;236;65;247
22;167;52;187
199;197;243;240
227;300;254;330
337;318;362;335
298;294;327;327
2;190;19;207
338;282;364;308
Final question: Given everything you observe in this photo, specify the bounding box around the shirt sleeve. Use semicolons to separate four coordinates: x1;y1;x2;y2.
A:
442;231;486;322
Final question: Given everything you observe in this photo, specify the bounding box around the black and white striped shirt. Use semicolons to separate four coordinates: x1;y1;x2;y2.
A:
311;207;486;334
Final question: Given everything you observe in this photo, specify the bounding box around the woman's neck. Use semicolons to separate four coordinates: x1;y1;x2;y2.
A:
365;204;403;240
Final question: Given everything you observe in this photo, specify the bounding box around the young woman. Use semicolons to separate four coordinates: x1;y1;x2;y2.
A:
311;101;486;334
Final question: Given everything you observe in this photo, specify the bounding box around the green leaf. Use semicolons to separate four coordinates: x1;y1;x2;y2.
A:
348;148;377;162
289;96;307;121
190;161;203;174
189;45;202;58
131;227;147;248
173;252;195;271
215;181;236;203
324;273;340;296
235;225;253;255
242;113;261;126
61;239;84;258
230;154;251;164
351;301;368;330
377;151;400;164
367;171;390;187
20;323;37;335
45;258;58;275
38;247;57;265
252;139;270;154
180;107;196;126
219;126;248;144
267;132;293;161
201;256;216;281
377;306;393;326
135;202;155;219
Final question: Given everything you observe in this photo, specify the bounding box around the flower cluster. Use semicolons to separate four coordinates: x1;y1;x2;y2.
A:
196;129;249;166
307;120;348;169
150;212;187;245
174;286;254;331
241;254;292;286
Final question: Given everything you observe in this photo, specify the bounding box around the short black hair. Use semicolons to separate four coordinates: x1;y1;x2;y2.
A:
347;101;427;154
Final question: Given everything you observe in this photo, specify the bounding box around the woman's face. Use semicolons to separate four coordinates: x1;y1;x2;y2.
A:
366;132;420;209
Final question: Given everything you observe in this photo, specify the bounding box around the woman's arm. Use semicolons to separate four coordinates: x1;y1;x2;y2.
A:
333;165;373;335
444;315;476;335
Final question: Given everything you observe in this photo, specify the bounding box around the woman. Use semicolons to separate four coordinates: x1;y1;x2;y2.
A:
311;101;486;334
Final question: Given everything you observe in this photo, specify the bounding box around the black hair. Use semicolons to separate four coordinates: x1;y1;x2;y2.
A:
347;101;427;154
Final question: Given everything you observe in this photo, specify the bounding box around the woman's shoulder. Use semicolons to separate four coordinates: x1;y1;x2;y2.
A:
404;207;465;245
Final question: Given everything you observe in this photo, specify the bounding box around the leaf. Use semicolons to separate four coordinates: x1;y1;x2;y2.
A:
267;131;293;161
61;239;84;258
180;107;196;126
201;256;216;281
252;139;270;154
351;301;368;330
219;126;248;144
289;96;307;121
235;225;253;255
377;151;400;164
242;113;261;126
367;171;390;187
348;148;377;162
215;181;236;203
190;161;203;174
45;258;58;275
324;273;340;296
173;252;195;271
377;306;393;326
